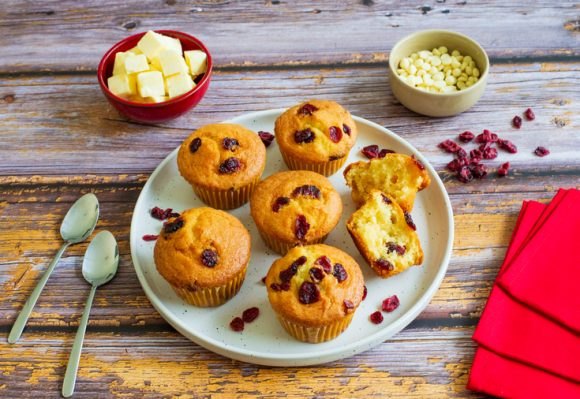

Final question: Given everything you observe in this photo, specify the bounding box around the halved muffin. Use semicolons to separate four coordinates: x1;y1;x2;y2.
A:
346;190;423;278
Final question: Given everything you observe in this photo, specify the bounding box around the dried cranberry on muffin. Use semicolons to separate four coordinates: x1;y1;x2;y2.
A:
154;207;251;307
250;171;342;255
265;244;365;343
346;190;423;278
177;123;266;209
275;99;357;176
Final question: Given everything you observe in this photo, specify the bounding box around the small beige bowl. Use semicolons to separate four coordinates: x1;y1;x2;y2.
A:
388;29;489;117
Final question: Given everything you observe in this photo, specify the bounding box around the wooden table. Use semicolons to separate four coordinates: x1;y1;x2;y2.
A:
1;1;578;397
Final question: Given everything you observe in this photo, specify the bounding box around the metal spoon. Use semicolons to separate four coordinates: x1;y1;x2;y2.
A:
8;193;99;344
62;230;119;398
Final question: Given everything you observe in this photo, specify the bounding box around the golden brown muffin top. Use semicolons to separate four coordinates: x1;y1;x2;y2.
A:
250;171;342;244
275;99;357;164
265;244;365;327
177;123;266;190
154;207;251;289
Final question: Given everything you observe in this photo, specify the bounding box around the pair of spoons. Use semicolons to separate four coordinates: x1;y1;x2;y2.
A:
8;193;120;398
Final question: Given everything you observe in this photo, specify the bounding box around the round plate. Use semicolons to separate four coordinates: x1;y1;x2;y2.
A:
130;109;453;366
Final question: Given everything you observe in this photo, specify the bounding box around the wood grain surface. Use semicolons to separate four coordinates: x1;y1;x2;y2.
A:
0;1;578;398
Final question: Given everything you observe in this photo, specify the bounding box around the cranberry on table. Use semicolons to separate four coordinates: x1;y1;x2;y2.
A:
142;234;158;241
458;131;475;142
382;295;400;312
258;131;275;147
361;144;380;159
470;163;488;179
230;317;244;332
497;162;510;177
370;311;384;324
242;307;260;323
458;166;473;183
378;148;395;158
498;139;518;154
512;115;522;128
524;107;536;120
534;146;550;157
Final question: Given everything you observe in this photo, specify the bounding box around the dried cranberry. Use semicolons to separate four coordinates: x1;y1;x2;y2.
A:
258;131;275;147
438;139;461;153
150;207;179;221
163;217;184;234
362;144;380;159
447;157;468;172
294;128;315;144
309;267;325;283
314;256;333;273
219;157;241;174
242;307;260;323
375;258;394;271
329;126;342;143
294;215;310;240
524;108;535;121
458;131;475;142
479;141;492;152
343;124;351;136
412;155;425;170
292;185;321;199
362;286;368;301
455;148;467;158
272;196;290;212
386;242;406;255
280;256;307;282
378;148;395;158
404;211;416;230
534;146;550;157
299;282;320;304
470;149;482;160
512;115;522;129
200;249;218;267
142;234;159;241
498;139;518;154
370;311;384;324
476;130;498;143
382;295;400;312
457;166;473;183
482;147;498;160
470;163;488;179
189;137;201;153
297;103;318;116
343;300;355;313
270;282;291;291
230;317;244;332
497;162;510;177
333;264;348;282
222;137;239;151
381;193;392;204
470;156;482;165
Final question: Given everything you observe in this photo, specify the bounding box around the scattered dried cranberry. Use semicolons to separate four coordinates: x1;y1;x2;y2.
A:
456;148;467;158
375;258;394;271
475;130;498;143
189;137;201;153
242;307;260;323
362;286;368;301
333;264;348;282
299;282;320;304
381;193;392;204
382;295;400;312
497;162;510;177
142;234;159;241
329;126;342;143
280;256;306;282
512;115;522;129
362;144;380;159
469;149;482;160
447;157;468;172
482;147;498;160
370;311;384;324
150;207;179;220
343;124;351;136
470;163;488;179
412;155;425;170
404;211;416;230
534;146;550;157
272;196;290;212
458;166;473;183
163;217;184;234
294;128;315;144
386;242;406;255
498;139;518;154
438;139;462;153
315;256;333;273
200;249;218;267
294;215;310;240
479;141;492;152
470;156;482;165
258;131;275;147
222;137;239;151
458;131;475;142
292;185;321;199
219;157;241;174
524;108;535;121
378;148;395;158
344;300;355;313
309;267;325;283
297;103;318;116
230;317;244;332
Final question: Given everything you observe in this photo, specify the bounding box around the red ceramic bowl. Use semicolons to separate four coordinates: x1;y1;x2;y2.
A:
97;30;212;123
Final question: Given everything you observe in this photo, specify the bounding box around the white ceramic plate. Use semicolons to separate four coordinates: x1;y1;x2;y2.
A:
130;109;453;366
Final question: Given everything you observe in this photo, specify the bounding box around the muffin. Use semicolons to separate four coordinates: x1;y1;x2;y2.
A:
250;171;342;254
275;99;357;176
344;153;430;211
154;207;251;307
346;190;423;278
177;123;266;209
265;244;365;343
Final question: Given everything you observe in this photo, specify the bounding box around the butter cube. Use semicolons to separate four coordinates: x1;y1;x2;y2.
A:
137;71;165;98
157;49;188;77
108;74;136;97
184;50;207;76
124;54;149;75
166;73;195;98
126;46;143;56
144;95;168;103
113;52;127;76
137;30;179;62
162;36;182;55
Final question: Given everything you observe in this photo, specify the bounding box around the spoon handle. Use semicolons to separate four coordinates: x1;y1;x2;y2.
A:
8;242;70;344
62;284;97;398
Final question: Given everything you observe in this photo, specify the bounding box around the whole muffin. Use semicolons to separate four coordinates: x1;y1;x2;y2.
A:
250;170;342;254
154;207;251;307
275;99;357;176
177;123;266;209
265;244;365;343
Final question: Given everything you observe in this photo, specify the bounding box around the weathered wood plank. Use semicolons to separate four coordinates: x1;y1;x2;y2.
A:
0;0;577;73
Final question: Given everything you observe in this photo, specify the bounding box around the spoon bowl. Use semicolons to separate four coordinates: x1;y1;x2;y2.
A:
61;193;100;244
